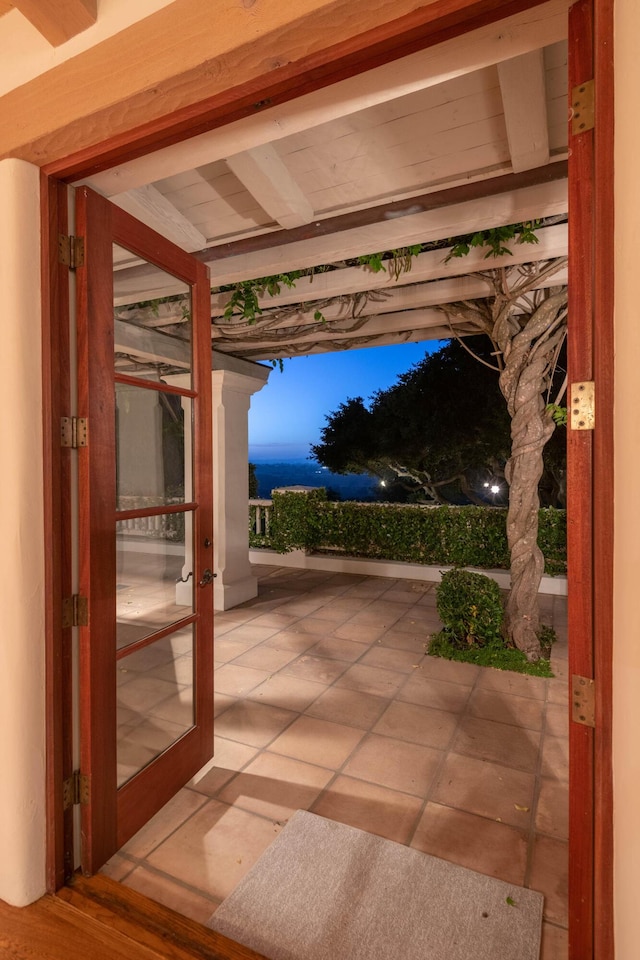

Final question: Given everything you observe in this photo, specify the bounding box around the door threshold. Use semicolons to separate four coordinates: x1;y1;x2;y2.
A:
57;873;267;960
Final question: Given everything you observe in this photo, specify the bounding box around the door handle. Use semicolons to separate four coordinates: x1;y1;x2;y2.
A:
199;568;216;587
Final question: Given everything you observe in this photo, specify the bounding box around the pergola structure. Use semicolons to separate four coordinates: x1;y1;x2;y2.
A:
79;1;569;362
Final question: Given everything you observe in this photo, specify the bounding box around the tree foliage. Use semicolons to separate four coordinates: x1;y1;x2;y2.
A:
312;337;520;505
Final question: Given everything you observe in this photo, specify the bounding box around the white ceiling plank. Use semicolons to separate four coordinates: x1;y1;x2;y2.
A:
208;178;568;285
111;185;208;252
83;0;568;197
217;325;467;358
225;144;314;228
498;50;550;173
210;222;568;314
114;320;190;368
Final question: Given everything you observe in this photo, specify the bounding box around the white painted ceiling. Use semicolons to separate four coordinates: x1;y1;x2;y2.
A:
81;0;570;365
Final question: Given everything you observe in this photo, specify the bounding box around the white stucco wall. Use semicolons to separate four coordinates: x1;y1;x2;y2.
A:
0;158;46;906
613;0;640;954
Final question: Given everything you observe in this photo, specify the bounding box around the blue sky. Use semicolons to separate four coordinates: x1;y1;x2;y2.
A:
248;341;442;461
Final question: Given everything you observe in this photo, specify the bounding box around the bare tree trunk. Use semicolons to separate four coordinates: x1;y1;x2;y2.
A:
500;354;555;658
438;265;568;661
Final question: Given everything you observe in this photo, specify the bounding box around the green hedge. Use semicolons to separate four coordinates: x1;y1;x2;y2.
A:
251;494;566;575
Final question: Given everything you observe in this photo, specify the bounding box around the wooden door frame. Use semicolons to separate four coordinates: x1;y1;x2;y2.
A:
41;0;613;955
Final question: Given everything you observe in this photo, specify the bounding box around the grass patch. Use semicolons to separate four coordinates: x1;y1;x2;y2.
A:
428;629;554;677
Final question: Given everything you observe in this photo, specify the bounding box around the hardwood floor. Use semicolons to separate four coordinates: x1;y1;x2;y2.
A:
0;875;266;960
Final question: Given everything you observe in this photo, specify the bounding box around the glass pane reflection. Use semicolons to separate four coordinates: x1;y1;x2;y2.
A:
116;626;194;787
113;243;192;384
116;382;192;507
116;513;193;649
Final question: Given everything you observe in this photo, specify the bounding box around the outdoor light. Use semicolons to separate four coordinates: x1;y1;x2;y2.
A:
380;480;387;487
483;482;489;488
490;484;501;495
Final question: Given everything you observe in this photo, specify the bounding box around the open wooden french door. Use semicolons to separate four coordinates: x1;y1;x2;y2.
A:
74;186;214;873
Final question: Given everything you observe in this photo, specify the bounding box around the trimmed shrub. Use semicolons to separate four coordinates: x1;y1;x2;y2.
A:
435;568;504;646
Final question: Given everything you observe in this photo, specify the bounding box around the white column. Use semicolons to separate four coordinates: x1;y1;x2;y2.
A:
211;354;269;610
0;159;47;905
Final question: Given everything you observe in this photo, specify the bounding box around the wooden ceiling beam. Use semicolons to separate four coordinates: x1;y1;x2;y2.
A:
225;144;314;229
84;0;567;197
207;179;568;285
13;0;96;46
498;49;550;172
208;222;568;314
111;185;208;253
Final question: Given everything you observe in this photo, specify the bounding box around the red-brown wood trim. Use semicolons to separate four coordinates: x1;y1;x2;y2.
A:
75;187;119;873
42;173;74;890
592;0;615;956
114;373;196;398
115;616;198;661
42;0;552;183
567;0;595;953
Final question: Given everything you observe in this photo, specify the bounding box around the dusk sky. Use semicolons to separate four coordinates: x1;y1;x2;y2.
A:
248;340;442;462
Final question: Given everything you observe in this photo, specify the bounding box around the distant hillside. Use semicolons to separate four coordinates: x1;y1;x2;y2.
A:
251;460;378;501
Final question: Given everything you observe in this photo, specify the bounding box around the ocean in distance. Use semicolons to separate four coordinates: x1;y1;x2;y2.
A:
251;458;378;501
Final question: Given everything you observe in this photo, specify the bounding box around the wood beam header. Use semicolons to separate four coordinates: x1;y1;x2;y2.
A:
13;0;96;46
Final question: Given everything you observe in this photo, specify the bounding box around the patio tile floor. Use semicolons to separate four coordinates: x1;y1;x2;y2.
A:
105;563;569;956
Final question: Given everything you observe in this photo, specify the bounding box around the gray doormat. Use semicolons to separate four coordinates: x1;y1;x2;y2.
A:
207;810;543;960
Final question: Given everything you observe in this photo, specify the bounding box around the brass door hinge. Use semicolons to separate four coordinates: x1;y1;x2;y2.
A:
58;234;85;269
571;80;595;134
569;382;595;431
62;770;90;811
61;417;88;449
62;594;89;628
572;675;595;727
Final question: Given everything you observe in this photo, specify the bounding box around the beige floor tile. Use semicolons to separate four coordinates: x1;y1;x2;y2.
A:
268;715;365;769
279;618;332;638
540;922;569;959
121;787;208;858
263;631;323;654
349;599;407;628
476;668;548;700
391;613;440;635
304;686;388;730
466;687;545;731
311;775;423;844
249;612;300;630
342;733;442;797
147;801;283;901
332;621;389;644
545;702;569;738
217;752;333;821
282;654;351;685
341;579;396;599
306;636;366;662
122;865;220;923
209;737;259;773
372;700;458;750
529;834;569;926
398;674;472;713
547;678;570;705
222;623;282;645
334;663;407;699
411;803;528;885
430;752;536;828
376;629;431;653
213;700;297;748
540;735;569;781
453;715;541;772
359;645;426;673
100;852;135;882
248;673;326;711
233;644;299;672
413;656;480;685
117;676;183;713
535;778;569;840
213;664;271;697
213;638;264;663
213;693;237;718
310;598;371;622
